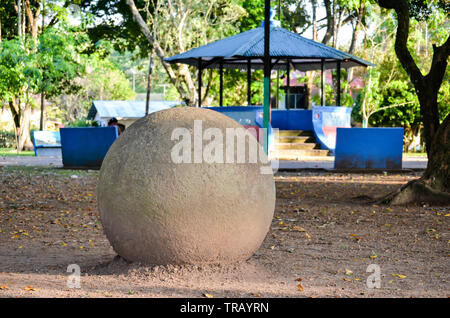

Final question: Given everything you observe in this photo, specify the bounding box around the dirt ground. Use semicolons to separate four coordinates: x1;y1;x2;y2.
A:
0;166;448;298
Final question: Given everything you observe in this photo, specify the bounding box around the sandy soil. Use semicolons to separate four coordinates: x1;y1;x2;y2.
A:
0;166;448;298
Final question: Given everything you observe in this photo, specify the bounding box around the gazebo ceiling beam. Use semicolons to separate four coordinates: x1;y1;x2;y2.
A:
187;57;363;72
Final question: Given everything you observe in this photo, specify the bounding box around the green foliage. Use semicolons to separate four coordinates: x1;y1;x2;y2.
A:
87;55;136;100
0;148;34;156
408;0;450;21
66;117;99;127
0;0;19;40
0;26;87;105
80;0;154;57
368;80;420;127
352;6;449;130
238;0;265;31
238;0;310;33
0;131;16;148
0;38;38;103
437;76;450;122
36;26;88;98
51;49;136;123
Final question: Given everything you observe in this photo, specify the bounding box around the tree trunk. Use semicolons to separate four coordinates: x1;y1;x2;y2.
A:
126;0;196;106
348;2;364;55
372;0;450;205
145;50;154;116
311;0;317;41
422;114;450;193
322;0;333;45
379;114;450;205
9;99;33;151
25;0;40;40
377;0;449;155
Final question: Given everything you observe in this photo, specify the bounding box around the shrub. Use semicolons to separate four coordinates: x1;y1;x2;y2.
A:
67;117;99;127
0;131;17;148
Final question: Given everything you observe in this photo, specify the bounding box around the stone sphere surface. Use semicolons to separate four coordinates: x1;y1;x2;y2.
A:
98;107;275;265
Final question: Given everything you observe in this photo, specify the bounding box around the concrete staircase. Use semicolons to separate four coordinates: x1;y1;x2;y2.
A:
271;130;329;160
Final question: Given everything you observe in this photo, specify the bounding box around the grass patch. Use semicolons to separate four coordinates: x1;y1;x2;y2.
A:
403;152;427;157
0;148;34;157
0;165;98;178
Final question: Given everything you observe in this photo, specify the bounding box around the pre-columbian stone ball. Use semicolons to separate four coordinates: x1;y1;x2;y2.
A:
98;107;275;265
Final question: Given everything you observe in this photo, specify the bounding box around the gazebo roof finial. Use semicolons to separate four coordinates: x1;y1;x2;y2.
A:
261;7;281;28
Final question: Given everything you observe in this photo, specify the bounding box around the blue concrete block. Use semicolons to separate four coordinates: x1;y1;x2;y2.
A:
60;127;118;168
334;128;404;169
271;109;313;130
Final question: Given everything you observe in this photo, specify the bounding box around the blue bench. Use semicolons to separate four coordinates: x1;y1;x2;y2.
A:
32;131;62;157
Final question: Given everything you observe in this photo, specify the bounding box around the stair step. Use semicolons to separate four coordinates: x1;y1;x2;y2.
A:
277;130;314;137
275;142;318;150
277;136;315;143
272;149;330;159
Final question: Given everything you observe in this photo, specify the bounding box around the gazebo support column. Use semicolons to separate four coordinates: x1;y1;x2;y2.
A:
219;60;224;107
336;61;341;106
198;58;202;107
247;59;252;106
320;59;325;106
263;0;270;155
286;60;290;110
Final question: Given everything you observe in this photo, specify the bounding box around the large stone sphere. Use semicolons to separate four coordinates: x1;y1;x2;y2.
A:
98;107;275;265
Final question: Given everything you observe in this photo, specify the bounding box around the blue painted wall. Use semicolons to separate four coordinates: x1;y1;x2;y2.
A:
204;106;263;126
271;109;313;130
334;128;404;169
204;106;274;153
60;127;118;168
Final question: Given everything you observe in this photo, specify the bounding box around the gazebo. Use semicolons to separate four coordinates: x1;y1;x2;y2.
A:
165;15;373;108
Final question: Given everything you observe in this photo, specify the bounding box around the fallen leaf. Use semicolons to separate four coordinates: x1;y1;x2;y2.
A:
345;269;353;276
297;284;303;291
24;286;38;291
292;226;306;232
0;285;8;290
203;293;214;298
295;277;302;282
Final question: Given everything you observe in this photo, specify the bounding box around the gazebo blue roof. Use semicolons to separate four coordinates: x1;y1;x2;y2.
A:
165;26;374;71
87;100;183;120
